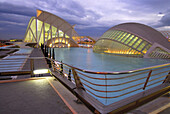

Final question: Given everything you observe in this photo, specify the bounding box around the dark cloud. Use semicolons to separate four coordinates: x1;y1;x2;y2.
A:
75;27;109;40
0;2;35;40
0;23;26;40
0;0;170;40
153;8;170;28
35;0;86;18
160;12;170;26
0;2;36;17
120;0;170;11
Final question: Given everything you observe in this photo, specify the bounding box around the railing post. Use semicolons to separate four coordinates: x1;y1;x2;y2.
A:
30;59;34;77
163;72;170;83
68;69;71;81
51;59;55;71
60;61;63;75
72;68;85;90
105;74;107;104
48;48;52;68
143;70;152;90
51;48;55;71
52;48;55;60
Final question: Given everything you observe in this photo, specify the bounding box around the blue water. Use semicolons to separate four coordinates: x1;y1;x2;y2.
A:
15;48;33;54
54;48;170;105
54;48;169;72
0;48;32;72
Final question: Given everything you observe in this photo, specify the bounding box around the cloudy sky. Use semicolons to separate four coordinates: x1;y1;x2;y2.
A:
0;0;170;40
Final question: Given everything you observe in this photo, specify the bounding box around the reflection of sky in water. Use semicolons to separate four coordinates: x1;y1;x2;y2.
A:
15;48;33;54
54;48;170;72
0;48;32;72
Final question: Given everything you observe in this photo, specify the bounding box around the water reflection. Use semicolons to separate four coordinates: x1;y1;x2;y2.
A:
54;47;170;72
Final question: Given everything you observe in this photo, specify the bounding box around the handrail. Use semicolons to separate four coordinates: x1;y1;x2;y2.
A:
1;54;169;109
48;58;170;75
1;57;169;75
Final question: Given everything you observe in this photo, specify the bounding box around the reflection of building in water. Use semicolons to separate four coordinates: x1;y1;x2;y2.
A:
93;23;170;59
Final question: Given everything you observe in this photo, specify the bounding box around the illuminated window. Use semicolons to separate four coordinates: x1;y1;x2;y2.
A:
142;44;151;53
121;33;131;43
133;39;142;48
59;30;64;37
108;30;115;38
125;35;134;44
118;33;127;41
109;31;118;39
128;37;138;46
112;31;121;39
115;31;124;40
52;26;57;38
137;41;147;51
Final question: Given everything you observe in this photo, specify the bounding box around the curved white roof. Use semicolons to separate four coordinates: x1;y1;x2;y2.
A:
109;23;170;50
37;10;78;37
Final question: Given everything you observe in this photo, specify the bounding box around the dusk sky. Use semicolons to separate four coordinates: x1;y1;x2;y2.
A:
0;0;170;40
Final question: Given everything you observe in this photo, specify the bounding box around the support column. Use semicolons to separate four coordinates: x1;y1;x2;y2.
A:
36;18;38;47
57;29;59;47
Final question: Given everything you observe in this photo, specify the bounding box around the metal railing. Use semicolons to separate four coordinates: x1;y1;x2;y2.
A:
0;56;169;106
47;57;170;105
0;57;48;76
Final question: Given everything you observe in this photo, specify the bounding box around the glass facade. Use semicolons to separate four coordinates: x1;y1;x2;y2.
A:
149;47;170;59
93;30;152;57
24;17;71;47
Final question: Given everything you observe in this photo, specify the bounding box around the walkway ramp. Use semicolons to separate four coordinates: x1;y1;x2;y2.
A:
0;77;92;114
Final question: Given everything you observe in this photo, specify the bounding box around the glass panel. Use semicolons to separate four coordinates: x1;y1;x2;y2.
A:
44;23;50;42
121;33;131;43
112;31;121;39
65;34;70;38
59;30;64;37
107;31;113;38
39;26;44;45
115;31;124;40
128;37;138;46
124;35;134;44
109;31;117;39
149;47;170;58
133;39;142;48
37;19;43;42
142;44;151;53
30;19;36;39
52;26;57;38
118;32;127;41
137;41;147;51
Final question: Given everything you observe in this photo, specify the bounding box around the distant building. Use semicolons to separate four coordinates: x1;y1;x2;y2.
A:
159;31;170;42
93;23;170;59
10;39;23;42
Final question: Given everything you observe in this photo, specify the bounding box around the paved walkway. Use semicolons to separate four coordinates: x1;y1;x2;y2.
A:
0;77;71;114
21;48;48;71
0;45;92;113
129;93;170;114
0;77;92;114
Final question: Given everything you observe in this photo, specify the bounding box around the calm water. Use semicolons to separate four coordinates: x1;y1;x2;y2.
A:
54;48;169;72
54;48;170;105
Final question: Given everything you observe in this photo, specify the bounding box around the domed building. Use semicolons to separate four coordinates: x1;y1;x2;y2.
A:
93;23;170;59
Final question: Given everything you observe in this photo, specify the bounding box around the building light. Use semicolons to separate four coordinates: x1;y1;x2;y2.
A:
33;69;49;74
68;44;70;47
